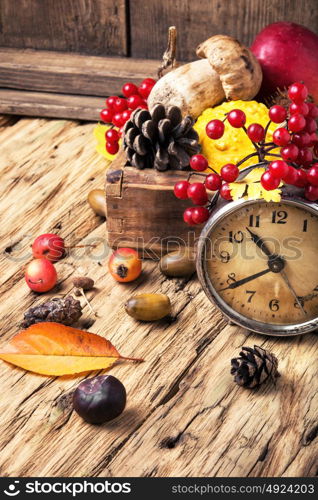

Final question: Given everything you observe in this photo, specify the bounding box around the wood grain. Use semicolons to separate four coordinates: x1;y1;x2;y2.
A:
0;0;127;56
0;115;316;477
0;49;159;97
130;0;318;61
105;151;201;257
0;89;103;120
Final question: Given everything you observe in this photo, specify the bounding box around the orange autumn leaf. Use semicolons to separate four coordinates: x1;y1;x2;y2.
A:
0;322;142;376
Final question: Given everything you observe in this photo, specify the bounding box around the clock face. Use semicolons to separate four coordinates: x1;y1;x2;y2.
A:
202;200;318;329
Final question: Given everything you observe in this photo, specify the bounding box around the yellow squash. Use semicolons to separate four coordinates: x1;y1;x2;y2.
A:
194;100;280;173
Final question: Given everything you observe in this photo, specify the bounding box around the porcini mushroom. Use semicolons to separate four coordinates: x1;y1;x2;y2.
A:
148;35;262;118
196;35;262;101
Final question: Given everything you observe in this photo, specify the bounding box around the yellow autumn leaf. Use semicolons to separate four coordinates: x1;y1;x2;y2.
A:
94;123;122;162
229;167;282;202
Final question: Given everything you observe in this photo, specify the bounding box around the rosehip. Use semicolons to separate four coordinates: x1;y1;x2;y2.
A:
100;108;113;123
108;248;142;283
308;133;318;147
25;258;57;293
269;160;289;179
283;166;298;185
138;81;155;99
105;129;120;144
122;109;132;122
288;114;306;132
305;185;318;201
183;207;196;225
122;82;138;98
307;103;318;119
113;98;128;113
261;171;280;191
205;173;222;191
297;148;313;167
247;123;265;143
142;78;156;86
187;183;208;205
307;164;318;186
112;113;125;127
304;117;318;134
106;96;118;109
269;105;287;123
174;180;190;199
294;169;309;188
219;183;232;200
289;102;309;116
192;206;210;224
280;144;299;162
220;164;239;182
127;95;144;110
190;154;208;171
227;109;246;128
292;132;311;148
288;82;308;103
273;128;291;146
106;142;119;155
32;233;65;261
205;119;225;139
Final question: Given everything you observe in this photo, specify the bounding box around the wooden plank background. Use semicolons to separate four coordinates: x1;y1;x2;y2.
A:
0;0;317;119
0;0;128;56
130;0;318;60
0;0;317;60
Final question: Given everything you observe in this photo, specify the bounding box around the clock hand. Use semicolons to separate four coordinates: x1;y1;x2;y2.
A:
246;227;274;257
219;268;271;291
280;269;307;316
246;227;307;315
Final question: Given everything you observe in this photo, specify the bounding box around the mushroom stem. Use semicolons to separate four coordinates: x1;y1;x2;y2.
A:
158;26;177;78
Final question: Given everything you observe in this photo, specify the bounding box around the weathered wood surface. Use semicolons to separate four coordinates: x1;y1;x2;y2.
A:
0;49;159;97
105;150;201;257
130;0;318;61
0;115;317;477
0;0;128;56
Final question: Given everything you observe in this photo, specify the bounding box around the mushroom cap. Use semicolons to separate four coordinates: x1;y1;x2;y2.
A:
196;35;262;101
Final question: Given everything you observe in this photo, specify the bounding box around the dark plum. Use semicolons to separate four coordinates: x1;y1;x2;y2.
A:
73;375;126;424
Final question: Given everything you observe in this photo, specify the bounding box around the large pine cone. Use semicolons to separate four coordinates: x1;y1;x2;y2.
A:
123;104;200;171
22;296;82;328
231;345;279;389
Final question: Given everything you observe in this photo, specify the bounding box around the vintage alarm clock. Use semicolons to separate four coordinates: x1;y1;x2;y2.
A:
197;183;318;336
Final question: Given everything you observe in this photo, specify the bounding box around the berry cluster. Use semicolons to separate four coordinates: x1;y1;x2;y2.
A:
175;81;318;226
100;78;156;155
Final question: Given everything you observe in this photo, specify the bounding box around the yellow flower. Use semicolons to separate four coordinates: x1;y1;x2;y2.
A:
229;167;282;202
94;123;122;162
194;100;280;173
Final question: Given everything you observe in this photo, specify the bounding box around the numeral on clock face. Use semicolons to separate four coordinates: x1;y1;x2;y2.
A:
272;210;288;224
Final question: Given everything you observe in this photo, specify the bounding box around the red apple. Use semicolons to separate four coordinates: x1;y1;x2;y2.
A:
25;259;57;293
251;22;318;102
32;233;65;261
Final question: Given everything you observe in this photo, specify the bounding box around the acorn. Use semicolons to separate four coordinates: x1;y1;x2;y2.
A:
87;189;106;217
160;248;196;277
125;293;171;321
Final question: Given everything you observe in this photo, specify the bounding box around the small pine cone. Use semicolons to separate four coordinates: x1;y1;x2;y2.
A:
231;345;279;389
22;296;82;328
123;104;200;171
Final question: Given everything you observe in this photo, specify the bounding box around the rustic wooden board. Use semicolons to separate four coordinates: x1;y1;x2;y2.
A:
0;115;317;477
0;0;128;56
130;0;318;61
0;89;104;121
0;49;159;97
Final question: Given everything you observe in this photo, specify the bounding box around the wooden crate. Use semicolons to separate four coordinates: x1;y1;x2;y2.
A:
105;150;201;258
